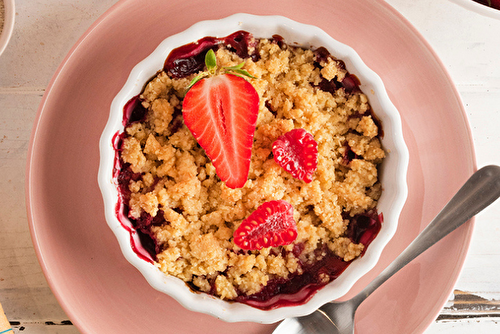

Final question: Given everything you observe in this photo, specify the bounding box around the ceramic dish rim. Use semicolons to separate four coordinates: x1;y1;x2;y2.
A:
97;13;409;323
449;0;500;20
0;0;16;57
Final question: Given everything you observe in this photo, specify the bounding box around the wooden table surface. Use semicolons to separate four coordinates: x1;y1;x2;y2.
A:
1;0;499;332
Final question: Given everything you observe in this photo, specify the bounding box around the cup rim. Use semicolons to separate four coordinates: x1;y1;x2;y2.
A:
449;0;500;20
0;0;16;57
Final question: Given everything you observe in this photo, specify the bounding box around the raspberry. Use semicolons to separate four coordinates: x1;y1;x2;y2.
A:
233;200;298;250
272;128;318;182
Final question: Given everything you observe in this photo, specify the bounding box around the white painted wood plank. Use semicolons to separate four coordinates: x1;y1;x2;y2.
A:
0;0;118;89
426;319;500;334
0;0;119;332
9;323;79;334
0;93;72;324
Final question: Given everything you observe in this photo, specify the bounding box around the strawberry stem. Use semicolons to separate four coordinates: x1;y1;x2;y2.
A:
184;49;255;95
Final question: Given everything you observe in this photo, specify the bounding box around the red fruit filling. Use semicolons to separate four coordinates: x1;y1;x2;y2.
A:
165;31;259;78
122;95;148;127
473;0;500;10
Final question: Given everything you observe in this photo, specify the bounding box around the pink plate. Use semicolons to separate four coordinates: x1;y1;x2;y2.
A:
26;0;476;333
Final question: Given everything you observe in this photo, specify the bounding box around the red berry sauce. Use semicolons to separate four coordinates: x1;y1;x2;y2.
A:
473;0;500;10
165;31;259;78
122;94;148;126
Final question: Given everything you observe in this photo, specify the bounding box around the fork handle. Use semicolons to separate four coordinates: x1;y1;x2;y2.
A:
353;165;500;307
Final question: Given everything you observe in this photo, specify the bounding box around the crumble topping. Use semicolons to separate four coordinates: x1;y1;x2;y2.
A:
118;36;385;304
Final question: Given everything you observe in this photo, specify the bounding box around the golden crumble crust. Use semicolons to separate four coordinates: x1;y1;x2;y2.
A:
119;38;385;301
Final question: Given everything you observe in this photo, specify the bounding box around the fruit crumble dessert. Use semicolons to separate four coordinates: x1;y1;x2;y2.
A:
473;0;500;10
115;31;385;309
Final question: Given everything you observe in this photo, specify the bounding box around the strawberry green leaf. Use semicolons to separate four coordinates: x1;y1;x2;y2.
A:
185;72;207;93
205;49;217;73
223;62;256;79
229;68;256;79
223;62;245;71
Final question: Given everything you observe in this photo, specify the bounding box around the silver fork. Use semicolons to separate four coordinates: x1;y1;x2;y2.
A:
273;165;500;334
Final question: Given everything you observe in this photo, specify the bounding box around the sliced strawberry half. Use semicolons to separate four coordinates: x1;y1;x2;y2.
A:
182;73;259;188
272;128;318;183
233;200;298;250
